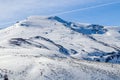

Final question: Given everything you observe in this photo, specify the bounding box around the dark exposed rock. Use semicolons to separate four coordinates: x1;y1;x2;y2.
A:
34;36;69;55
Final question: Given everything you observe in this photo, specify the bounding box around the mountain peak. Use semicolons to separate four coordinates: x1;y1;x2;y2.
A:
27;16;50;20
27;16;68;23
27;16;62;20
16;16;70;28
15;16;108;35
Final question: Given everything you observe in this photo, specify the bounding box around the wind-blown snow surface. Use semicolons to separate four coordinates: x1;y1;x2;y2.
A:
0;16;120;80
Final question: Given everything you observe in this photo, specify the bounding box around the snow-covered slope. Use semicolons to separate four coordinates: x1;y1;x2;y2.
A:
1;50;120;80
0;16;120;80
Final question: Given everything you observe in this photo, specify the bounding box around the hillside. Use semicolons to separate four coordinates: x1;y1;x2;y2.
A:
0;16;120;80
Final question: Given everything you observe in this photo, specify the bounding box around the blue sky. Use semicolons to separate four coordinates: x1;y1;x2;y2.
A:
0;0;120;28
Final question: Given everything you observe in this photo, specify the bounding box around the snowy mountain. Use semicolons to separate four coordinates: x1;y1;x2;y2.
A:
0;16;120;80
